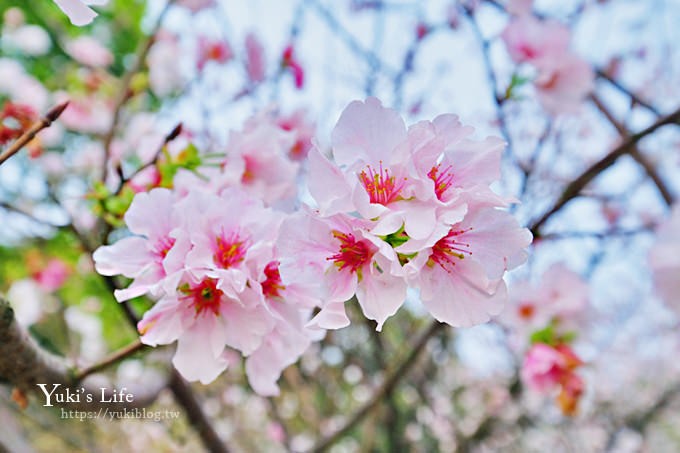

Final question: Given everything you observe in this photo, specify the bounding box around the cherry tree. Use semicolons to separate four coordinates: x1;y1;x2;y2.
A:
1;0;679;451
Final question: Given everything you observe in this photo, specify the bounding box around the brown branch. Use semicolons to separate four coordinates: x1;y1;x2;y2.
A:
0;102;69;167
530;105;680;236
100;2;173;181
310;320;445;453
595;69;661;116
168;370;230;453
74;340;147;382
0;297;163;411
590;94;674;206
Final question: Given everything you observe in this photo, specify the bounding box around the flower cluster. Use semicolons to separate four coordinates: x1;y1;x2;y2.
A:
93;98;532;392
93;188;319;394
501;5;594;115
522;342;584;416
280;98;532;331
503;264;589;415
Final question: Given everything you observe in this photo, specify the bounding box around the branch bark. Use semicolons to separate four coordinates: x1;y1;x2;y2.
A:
0;297;163;411
0;102;69;167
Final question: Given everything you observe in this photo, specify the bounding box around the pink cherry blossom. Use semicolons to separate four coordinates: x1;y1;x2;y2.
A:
4;25;52;56
33;259;70;292
147;32;186;97
56;94;113;134
400;207;532;327
522;343;585;415
502;263;589;335
138;270;274;384
53;0;107;26
0;59;49;111
245;32;266;84
501;15;570;64
278;210;407;331
93;188;188;301
275;109;315;161
281;45;305;89
534;53;594;115
649;204;680;312
225;115;300;206
197;37;233;71
176;0;216;12
65;36;113;67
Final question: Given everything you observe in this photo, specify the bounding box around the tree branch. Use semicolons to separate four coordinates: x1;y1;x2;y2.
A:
100;2;174;181
310;320;445;452
530;105;680;236
590;94;674;206
0;297;163;411
0;102;69;167
73;340;147;382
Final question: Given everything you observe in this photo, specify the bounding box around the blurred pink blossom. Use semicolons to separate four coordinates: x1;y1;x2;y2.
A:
176;0;216;12
33;259;70;292
65;36;113;67
245;32;266;84
197;36;233;71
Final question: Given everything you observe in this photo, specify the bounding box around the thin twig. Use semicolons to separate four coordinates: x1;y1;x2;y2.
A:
74;340;147;382
100;2;173;181
590;94;674;206
530;105;680;236
596;69;661;116
310;320;445;452
0;102;69;166
169;370;230;453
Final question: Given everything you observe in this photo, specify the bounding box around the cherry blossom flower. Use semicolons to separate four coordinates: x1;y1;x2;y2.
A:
65;36;113;67
501;15;570;65
3;25;52;56
400;207;532;327
522;343;585;416
139;269;274;384
53;0;107;26
502;263;589;336
303;98;531;329
147;32;186;97
56;94;113;134
197;37;233;71
649;204;680;312
501;14;594;115
278;210;407;331
33;259;71;292
93;188;188;301
245;32;266;84
176;0;216;12
275;109;316;161
506;0;533;16
0;59;49;111
281;45;305;89
226;115;300;206
534;53;594;115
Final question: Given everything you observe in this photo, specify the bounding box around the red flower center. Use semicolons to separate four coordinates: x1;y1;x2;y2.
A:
214;231;248;269
427;164;455;200
261;261;286;299
358;162;405;205
518;303;535;320
180;277;223;316
427;228;472;271
327;231;374;274
153;235;176;262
